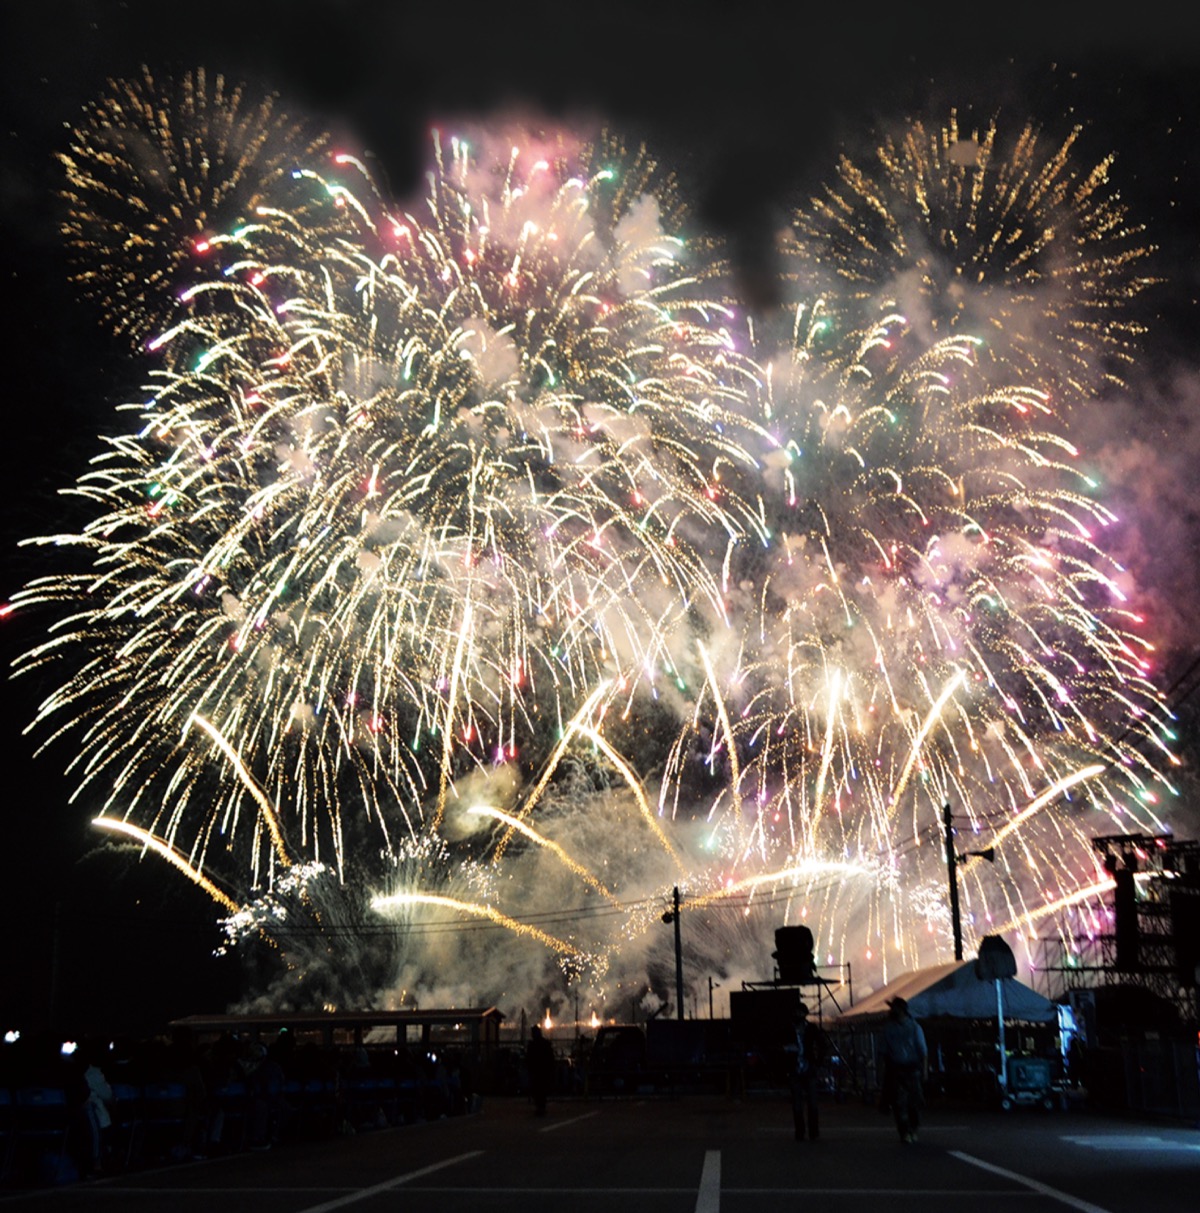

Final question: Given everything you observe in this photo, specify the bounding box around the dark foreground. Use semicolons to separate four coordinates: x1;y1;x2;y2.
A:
1;1094;1197;1213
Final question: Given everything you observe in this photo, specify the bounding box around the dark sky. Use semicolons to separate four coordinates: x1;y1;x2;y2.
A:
3;0;1200;1033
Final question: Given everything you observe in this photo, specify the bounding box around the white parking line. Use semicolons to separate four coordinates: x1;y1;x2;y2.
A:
696;1149;721;1213
757;1124;971;1133
398;1188;711;1195
539;1110;602;1132
951;1150;1114;1213
62;1189;356;1196
722;1189;1035;1197
294;1150;484;1213
391;1186;1032;1197
1060;1134;1200;1152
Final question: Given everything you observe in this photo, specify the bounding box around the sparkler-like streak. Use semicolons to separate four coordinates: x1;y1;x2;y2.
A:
492;682;611;860
370;891;582;958
92;816;240;912
966;763;1107;862
8;76;1186;1012
466;804;620;906
577;724;685;871
687;859;876;909
996;878;1116;936
188;714;293;869
432;603;474;832
696;640;744;835
888;668;969;812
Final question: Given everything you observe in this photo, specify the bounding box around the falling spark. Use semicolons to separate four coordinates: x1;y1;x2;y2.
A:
371;891;582;958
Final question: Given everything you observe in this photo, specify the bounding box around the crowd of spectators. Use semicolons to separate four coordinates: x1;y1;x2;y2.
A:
0;1026;475;1187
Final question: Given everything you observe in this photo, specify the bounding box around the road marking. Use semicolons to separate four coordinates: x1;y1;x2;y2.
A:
398;1187;1032;1198
540;1110;601;1133
397;1188;713;1195
70;1189;356;1196
951;1150;1114;1213
1060;1134;1200;1152
293;1150;484;1213
722;1189;1033;1197
696;1149;721;1213
757;1124;971;1133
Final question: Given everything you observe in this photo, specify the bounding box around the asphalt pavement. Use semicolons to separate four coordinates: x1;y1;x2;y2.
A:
1;1094;1197;1213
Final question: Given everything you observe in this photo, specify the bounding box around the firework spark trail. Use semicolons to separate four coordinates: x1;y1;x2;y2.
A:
964;763;1107;863
577;724;684;871
696;640;744;837
466;804;620;906
7;81;1186;1009
491;682;611;860
188;714;293;869
686;859;876;909
888;668;969;813
433;602;474;832
370;891;582;958
995;878;1116;936
92;816;240;911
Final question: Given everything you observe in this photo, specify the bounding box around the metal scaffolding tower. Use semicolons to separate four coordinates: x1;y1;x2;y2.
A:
1033;832;1200;1027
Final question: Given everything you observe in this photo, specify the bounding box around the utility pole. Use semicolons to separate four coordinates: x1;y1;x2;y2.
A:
662;886;684;1020
944;803;963;961
944;802;996;963
673;886;684;1021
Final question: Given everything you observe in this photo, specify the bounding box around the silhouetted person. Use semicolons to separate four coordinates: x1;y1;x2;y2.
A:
165;1030;208;1159
78;1040;113;1177
785;1003;822;1140
525;1026;555;1116
201;1033;240;1154
879;997;927;1143
237;1041;285;1148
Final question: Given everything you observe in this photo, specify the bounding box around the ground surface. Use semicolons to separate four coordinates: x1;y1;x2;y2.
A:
2;1094;1197;1213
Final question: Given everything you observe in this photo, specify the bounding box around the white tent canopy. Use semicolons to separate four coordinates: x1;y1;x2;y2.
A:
836;960;1058;1024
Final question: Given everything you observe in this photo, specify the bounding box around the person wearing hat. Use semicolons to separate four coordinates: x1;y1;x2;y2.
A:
879;996;928;1143
785;1002;823;1141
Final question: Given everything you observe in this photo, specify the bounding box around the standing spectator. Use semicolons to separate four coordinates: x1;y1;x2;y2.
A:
243;1042;284;1149
164;1030;208;1159
785;1003;822;1141
79;1040;113;1177
879;997;927;1143
200;1033;240;1154
525;1026;555;1117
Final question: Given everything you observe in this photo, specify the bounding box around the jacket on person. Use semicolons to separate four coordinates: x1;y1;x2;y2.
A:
881;1014;927;1070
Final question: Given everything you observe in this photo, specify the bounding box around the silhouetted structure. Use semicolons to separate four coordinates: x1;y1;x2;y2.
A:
1034;833;1199;1028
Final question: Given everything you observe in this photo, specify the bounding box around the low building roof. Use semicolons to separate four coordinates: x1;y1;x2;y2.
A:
169;1007;504;1033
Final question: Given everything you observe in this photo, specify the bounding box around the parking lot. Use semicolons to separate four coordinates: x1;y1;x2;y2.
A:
2;1092;1197;1213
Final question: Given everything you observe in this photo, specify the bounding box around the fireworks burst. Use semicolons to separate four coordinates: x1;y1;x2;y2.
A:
786;110;1157;403
17;114;765;928
660;310;1178;976
59;66;333;347
8;76;1185;1012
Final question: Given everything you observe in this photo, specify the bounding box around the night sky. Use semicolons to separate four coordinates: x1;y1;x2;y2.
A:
3;1;1200;1035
